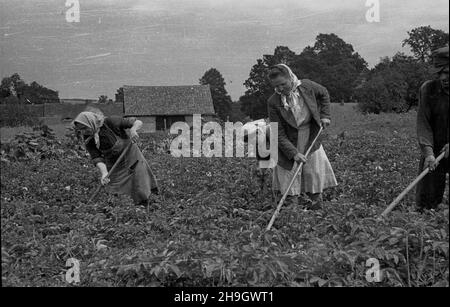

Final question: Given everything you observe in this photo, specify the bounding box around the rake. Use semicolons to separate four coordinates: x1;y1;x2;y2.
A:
266;126;324;231
381;151;446;218
86;141;133;205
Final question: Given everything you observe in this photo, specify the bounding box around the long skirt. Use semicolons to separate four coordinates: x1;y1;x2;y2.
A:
105;142;159;204
272;124;337;196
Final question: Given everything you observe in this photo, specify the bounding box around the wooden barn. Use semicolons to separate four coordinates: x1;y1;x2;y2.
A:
123;85;216;132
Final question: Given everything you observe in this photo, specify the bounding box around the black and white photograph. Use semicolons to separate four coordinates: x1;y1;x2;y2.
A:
0;0;449;293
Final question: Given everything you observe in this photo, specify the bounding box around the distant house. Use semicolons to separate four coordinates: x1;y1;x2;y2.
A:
123;85;216;132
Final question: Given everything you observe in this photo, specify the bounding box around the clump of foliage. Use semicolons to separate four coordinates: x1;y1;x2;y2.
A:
239;34;367;119
0;125;84;162
356;53;433;114
356;69;408;114
200;68;233;121
236;26;448;119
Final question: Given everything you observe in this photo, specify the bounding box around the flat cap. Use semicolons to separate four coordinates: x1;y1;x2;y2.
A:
431;46;449;74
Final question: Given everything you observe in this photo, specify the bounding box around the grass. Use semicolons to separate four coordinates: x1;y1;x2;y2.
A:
0;103;379;143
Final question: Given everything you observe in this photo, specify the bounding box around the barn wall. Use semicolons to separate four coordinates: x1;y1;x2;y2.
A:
184;115;217;128
184;115;193;127
202;115;217;123
138;116;156;133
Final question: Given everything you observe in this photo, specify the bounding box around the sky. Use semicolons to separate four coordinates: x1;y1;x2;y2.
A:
0;0;448;101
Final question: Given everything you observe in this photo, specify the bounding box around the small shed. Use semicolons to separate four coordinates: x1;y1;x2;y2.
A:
123;85;216;132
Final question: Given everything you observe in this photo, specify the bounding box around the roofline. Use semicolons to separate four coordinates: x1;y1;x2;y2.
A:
124;113;217;117
122;84;210;88
61;98;98;101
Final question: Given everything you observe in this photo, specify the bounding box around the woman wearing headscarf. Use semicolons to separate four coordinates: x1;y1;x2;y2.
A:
73;111;159;208
267;64;337;210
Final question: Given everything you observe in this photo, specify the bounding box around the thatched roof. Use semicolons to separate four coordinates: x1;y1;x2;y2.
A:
123;85;215;116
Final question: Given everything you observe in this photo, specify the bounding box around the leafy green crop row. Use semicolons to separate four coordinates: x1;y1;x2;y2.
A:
1;123;448;287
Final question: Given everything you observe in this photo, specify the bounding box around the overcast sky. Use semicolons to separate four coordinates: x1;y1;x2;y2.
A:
0;0;448;100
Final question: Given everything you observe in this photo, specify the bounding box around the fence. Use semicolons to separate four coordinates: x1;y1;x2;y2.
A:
0;102;124;127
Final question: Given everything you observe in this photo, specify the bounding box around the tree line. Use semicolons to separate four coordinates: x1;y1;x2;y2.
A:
201;25;448;120
0;73;60;105
2;25;448;126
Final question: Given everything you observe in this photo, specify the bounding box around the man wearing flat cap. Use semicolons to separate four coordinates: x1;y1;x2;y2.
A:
416;46;449;211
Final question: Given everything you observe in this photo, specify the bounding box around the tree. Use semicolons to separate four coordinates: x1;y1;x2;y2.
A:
240;35;368;118
228;101;247;123
294;33;368;102
372;52;432;109
263;46;297;68
199;68;232;121
98;95;108;104
0;74;59;104
240;46;298;119
356;68;408;114
0;73;25;101
402;26;449;62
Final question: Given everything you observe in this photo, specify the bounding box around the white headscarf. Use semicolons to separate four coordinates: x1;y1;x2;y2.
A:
73;111;105;149
274;64;302;111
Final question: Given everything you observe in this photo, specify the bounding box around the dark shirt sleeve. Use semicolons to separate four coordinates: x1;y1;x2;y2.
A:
103;116;137;140
417;81;435;157
120;117;137;129
84;136;105;165
267;98;299;160
105;116;137;130
308;80;331;120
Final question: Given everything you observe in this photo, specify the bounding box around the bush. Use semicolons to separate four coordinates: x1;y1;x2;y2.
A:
370;53;432;110
356;69;408;114
1;125;66;162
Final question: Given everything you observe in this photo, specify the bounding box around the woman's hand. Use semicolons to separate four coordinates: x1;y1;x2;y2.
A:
96;162;110;185
101;173;110;185
294;153;307;163
424;155;437;171
130;120;143;143
321;118;331;129
130;128;139;143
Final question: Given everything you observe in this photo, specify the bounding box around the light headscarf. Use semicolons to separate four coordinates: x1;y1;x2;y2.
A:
73;111;105;149
274;64;302;111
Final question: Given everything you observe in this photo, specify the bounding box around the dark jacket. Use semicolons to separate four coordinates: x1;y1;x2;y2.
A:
417;79;449;158
84;116;136;166
267;79;331;170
